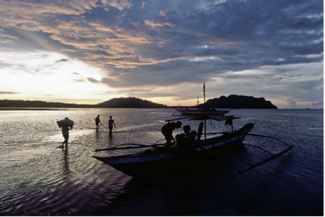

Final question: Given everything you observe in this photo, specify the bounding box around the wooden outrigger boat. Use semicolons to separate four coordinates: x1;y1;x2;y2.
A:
93;83;293;177
93;120;254;177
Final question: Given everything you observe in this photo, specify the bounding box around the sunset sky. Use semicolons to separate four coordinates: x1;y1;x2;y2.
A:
0;0;323;108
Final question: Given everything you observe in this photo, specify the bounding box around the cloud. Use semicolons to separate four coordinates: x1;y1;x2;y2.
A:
56;58;68;62
0;0;322;107
0;91;18;94
144;20;175;28
286;99;297;108
312;100;323;106
87;77;101;83
101;0;132;11
1;0;322;76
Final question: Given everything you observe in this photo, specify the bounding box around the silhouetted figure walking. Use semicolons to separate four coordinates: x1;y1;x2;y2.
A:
57;117;74;150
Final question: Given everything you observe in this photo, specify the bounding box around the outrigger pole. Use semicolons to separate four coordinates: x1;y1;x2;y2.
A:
238;144;293;174
214;133;293;174
203;81;206;140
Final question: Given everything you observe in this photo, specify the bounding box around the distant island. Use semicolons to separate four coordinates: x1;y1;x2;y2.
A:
204;95;277;109
0;95;277;109
97;97;168;108
0;97;168;109
0;100;95;108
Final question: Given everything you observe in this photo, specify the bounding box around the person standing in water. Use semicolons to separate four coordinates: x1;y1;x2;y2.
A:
61;118;73;149
108;116;116;134
95;115;101;129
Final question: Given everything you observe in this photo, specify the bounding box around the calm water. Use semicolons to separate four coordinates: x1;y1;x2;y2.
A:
0;108;323;215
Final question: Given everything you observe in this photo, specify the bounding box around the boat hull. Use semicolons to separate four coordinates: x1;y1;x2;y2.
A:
93;123;254;177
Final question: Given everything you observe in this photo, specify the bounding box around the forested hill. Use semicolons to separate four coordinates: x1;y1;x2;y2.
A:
0;100;94;108
0;95;277;109
0;97;168;108
97;97;168;108
205;95;277;109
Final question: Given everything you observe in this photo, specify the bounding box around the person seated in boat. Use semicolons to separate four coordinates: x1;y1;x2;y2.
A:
175;125;191;149
182;125;191;137
185;130;198;162
161;121;182;148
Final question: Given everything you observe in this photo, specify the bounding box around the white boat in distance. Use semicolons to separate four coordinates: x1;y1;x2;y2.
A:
174;95;229;117
175;107;229;117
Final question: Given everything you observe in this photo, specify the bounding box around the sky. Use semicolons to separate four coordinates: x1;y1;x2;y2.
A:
0;0;323;108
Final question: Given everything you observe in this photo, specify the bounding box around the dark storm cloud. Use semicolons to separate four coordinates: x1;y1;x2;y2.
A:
102;0;321;87
1;0;322;82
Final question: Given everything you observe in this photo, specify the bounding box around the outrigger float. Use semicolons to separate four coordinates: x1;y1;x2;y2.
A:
93;84;293;177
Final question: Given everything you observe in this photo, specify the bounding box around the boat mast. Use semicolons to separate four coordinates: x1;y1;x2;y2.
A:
203;82;206;140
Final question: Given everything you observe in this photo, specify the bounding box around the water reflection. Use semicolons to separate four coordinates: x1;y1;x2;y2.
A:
108;132;113;145
61;149;71;183
95;128;100;144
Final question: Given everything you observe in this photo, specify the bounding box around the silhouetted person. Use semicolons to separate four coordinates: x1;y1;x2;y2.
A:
95;115;100;129
175;125;191;149
61;118;73;149
161;121;182;148
108;116;116;134
183;125;191;137
185;131;198;162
